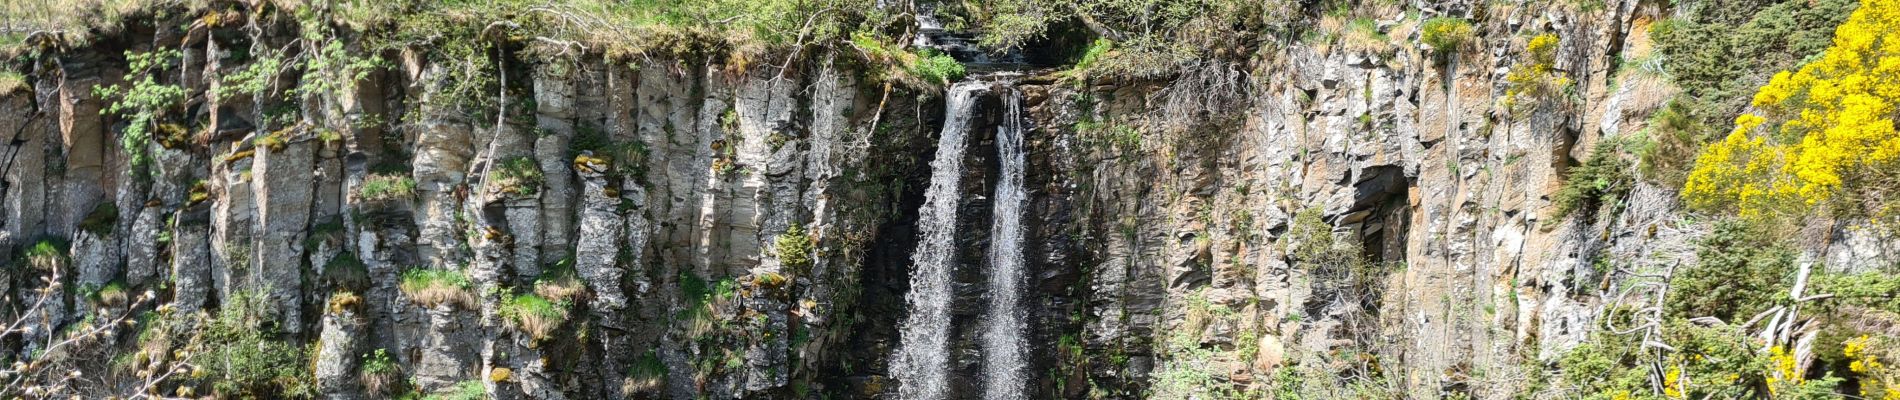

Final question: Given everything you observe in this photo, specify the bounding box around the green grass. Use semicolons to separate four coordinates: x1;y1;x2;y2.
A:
77;280;129;306
426;380;485;400
358;173;417;202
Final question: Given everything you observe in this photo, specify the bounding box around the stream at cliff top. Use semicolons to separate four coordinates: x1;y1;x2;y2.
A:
983;83;1029;400
893;79;986;400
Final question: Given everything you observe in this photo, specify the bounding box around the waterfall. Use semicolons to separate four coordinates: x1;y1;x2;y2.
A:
894;80;988;400
982;85;1028;400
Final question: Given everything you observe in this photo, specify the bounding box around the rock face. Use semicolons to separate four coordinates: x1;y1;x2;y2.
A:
0;2;1890;400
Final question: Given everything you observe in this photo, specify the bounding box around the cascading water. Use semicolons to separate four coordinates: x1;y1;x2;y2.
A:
893;80;988;400
982;85;1028;400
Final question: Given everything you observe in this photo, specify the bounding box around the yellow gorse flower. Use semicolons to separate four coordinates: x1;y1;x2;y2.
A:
1664;365;1685;398
1685;0;1900;221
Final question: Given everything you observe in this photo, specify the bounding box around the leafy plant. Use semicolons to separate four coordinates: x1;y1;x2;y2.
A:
908;49;965;85
93;48;186;176
196;291;320;398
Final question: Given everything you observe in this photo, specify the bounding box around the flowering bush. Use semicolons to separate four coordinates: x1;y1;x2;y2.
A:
1684;0;1900;225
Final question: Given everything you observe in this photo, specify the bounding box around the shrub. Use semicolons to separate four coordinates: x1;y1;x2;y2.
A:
399;268;474;309
1556;321;1799;399
1555;330;1650;399
975;0;1275;80
358;173;417;203
1809;272;1900;313
487;156;544;197
197;291;319;398
1549;141;1634;226
1420;17;1476;53
1500;34;1571;114
907;49;965;85
1666;220;1795;321
93;48;186;175
500;293;570;341
1648;0;1853;134
771;223;814;271
1634;99;1712;186
1682;0;1900;226
1842;334;1900;399
1065;38;1115;78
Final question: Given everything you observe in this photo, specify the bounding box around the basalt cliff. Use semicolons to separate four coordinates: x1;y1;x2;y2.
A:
3;0;1899;399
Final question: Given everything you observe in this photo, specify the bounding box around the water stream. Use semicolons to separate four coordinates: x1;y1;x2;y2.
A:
893;80;988;400
982;84;1029;400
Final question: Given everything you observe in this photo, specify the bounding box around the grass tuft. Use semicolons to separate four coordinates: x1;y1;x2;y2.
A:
23;239;66;271
501;293;570;341
398;268;473;309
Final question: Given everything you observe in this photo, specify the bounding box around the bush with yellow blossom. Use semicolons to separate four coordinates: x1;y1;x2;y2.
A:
1501;33;1573;115
1846;335;1900;400
1684;0;1900;226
